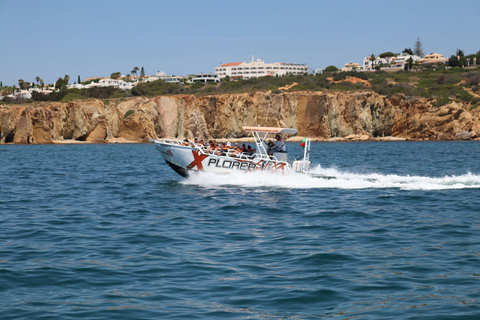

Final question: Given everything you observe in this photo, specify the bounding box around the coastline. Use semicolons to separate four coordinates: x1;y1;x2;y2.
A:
1;91;479;145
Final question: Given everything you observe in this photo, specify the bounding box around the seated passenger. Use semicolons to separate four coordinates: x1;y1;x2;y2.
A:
182;139;191;146
207;142;216;153
216;143;228;156
269;134;286;154
240;144;248;153
194;138;204;148
234;143;242;151
266;139;275;154
246;145;256;156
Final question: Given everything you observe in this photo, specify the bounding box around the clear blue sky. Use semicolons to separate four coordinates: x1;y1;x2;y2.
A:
1;0;479;86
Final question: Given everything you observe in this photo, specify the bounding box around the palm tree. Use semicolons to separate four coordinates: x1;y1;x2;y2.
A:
18;79;25;90
369;54;376;69
133;66;139;80
35;76;40;85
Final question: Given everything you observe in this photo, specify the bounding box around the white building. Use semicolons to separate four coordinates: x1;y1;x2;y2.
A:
191;73;220;83
363;56;393;70
363;54;422;71
215;56;308;80
154;71;189;84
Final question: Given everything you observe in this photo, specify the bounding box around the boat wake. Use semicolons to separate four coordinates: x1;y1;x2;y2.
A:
181;165;480;190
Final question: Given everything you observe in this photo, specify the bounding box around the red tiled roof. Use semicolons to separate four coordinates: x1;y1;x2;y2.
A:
220;62;242;67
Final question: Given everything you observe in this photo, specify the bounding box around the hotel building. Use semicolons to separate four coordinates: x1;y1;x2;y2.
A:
215;56;308;80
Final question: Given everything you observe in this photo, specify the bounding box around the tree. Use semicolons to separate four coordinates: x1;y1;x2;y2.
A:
78;75;81;84
449;48;467;68
140;66;145;78
18;79;25;90
0;81;2;87
55;77;68;91
64;75;70;84
324;65;338;72
368;54;376;69
414;37;424;57
408;57;413;70
35;76;40;85
110;72;121;79
379;52;395;58
403;48;413;55
132;66;139;79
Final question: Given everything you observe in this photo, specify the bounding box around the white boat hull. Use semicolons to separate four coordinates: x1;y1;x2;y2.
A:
153;140;292;177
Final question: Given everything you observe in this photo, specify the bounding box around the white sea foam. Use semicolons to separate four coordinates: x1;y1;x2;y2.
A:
181;165;480;190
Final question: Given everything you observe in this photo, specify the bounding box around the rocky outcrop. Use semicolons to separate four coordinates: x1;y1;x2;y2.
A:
1;92;479;144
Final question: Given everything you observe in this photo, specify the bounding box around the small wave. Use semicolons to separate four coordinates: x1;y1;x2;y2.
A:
181;165;480;190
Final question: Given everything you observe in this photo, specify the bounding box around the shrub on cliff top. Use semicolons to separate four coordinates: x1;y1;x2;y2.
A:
124;110;134;119
61;93;88;102
132;79;184;96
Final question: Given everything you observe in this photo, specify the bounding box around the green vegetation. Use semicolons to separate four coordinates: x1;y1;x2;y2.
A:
4;64;480;108
131;80;185;96
124;110;134;119
60;92;88;102
324;65;338;72
110;72;121;79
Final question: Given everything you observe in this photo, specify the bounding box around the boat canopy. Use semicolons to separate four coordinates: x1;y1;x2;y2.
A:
242;126;298;135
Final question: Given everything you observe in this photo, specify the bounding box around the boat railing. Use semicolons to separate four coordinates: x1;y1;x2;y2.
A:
152;138;186;146
153;138;290;164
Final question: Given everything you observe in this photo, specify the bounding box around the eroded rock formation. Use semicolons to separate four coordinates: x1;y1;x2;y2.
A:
1;91;479;144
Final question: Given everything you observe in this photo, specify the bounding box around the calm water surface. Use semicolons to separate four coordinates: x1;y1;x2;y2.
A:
1;141;480;319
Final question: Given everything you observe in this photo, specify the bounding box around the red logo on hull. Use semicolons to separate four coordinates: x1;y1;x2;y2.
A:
186;150;209;171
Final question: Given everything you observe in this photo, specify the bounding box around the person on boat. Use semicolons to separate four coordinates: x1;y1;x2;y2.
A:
247;145;256;156
195;139;207;152
229;143;243;157
207;141;216;153
216;143;228;156
182;139;191;146
266;139;275;154
269;134;286;154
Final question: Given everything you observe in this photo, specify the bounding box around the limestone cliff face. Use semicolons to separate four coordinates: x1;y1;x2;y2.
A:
1;91;479;144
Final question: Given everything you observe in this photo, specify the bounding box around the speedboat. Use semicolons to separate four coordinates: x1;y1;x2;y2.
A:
151;126;312;178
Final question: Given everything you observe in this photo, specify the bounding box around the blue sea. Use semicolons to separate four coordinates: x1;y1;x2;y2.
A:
1;141;480;319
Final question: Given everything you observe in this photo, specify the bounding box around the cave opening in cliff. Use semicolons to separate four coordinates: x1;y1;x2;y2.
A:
76;135;87;141
4;132;15;143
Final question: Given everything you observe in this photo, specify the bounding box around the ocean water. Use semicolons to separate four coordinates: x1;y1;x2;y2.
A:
1;141;480;319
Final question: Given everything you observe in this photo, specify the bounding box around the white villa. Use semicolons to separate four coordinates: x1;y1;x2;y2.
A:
191;73;220;83
362;54;422;71
215;56;308;80
68;78;135;90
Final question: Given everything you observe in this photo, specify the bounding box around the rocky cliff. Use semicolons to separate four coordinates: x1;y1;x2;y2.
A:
1;91;479;144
